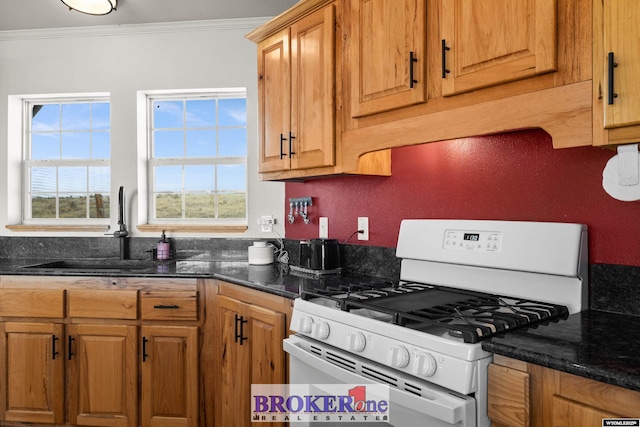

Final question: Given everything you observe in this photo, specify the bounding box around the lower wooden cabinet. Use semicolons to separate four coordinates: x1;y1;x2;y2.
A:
141;325;199;427
68;324;138;427
0;322;65;424
489;354;640;427
0;277;203;427
214;281;292;427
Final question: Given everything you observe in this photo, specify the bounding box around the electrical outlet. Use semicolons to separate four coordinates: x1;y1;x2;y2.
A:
319;217;329;239
357;217;369;241
258;215;275;233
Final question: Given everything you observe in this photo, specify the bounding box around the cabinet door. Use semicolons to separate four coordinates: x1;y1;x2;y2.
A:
603;0;640;128
247;304;286;386
348;0;427;117
68;324;138;427
441;0;557;96
552;395;619;426
0;322;64;424
290;4;336;170
258;29;292;173
487;363;530;427
216;295;286;427
217;296;250;427
141;325;199;427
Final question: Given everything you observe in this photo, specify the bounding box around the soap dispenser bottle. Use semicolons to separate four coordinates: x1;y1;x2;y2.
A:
157;230;170;260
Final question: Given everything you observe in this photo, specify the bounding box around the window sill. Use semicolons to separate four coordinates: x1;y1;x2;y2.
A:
6;224;109;232
137;224;248;233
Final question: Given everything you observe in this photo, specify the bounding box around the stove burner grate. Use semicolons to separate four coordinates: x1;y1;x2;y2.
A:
301;282;569;343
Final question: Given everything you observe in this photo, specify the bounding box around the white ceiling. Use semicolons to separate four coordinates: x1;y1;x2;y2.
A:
0;0;300;32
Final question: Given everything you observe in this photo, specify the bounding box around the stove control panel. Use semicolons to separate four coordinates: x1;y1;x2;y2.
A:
443;229;502;252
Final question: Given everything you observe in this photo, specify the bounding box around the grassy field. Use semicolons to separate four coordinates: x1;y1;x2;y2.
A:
32;193;246;219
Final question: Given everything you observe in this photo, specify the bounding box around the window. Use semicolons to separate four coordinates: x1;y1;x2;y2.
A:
148;90;247;223
24;98;111;223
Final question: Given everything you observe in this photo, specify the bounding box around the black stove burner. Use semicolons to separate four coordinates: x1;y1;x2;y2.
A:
301;282;569;343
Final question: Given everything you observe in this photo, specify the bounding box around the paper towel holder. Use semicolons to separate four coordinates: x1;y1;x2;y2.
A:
616;143;639;186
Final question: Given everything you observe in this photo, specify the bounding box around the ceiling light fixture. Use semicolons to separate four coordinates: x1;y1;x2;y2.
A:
61;0;117;16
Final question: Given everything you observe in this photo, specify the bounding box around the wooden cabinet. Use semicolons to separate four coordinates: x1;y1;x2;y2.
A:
440;0;557;96
141;325;199;427
602;0;640;129
257;4;336;174
140;290;200;427
346;0;427;117
0;288;66;424
488;355;640;427
0;276;203;427
593;0;640;147
248;0;392;181
214;281;292;427
67;324;138;427
0;322;64;424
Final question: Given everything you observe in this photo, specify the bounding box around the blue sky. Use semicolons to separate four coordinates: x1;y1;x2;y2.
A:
30;98;247;195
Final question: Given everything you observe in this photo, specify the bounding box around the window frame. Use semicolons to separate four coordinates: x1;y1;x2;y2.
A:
146;89;248;225
22;95;111;226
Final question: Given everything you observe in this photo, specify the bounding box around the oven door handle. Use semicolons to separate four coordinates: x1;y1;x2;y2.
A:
284;336;474;425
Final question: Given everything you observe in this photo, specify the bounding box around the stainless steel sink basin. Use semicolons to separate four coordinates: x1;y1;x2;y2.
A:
21;259;159;271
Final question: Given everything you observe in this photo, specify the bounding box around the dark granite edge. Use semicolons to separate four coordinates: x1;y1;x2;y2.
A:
482;340;640;392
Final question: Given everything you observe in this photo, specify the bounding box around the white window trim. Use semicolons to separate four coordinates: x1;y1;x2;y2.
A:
144;89;248;225
11;93;111;226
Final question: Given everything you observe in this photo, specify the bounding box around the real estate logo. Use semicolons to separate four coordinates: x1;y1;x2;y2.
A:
251;384;390;423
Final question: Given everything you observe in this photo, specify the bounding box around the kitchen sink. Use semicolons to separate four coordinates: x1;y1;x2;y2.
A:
21;259;159;272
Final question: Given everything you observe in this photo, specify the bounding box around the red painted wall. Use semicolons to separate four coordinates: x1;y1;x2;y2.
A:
285;129;640;266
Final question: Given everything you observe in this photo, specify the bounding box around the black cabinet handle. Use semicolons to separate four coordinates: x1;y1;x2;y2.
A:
142;337;149;362
153;304;179;309
52;335;59;360
608;52;618;105
288;132;296;158
441;39;450;79
234;313;248;345
409;51;418;88
68;336;74;360
279;133;287;159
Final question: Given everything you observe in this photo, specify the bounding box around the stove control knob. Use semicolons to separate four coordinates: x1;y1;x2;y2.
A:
311;321;330;340
388;346;410;368
414;352;437;377
346;332;366;352
298;316;314;334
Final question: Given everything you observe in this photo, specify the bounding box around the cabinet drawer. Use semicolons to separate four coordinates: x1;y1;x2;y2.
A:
68;290;138;320
0;289;65;318
141;291;198;321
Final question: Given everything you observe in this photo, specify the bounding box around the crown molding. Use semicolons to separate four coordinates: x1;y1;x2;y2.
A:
0;16;271;41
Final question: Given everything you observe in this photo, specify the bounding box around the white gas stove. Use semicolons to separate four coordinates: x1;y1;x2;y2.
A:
284;219;588;427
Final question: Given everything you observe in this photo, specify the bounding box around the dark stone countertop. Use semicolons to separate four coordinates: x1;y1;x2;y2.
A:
0;257;394;300
2;257;640;393
482;310;640;392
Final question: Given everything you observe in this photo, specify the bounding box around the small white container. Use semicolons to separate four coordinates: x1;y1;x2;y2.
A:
248;241;274;265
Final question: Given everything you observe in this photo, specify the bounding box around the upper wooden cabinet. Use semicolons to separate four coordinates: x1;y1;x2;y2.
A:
257;5;336;174
602;0;640;129
593;0;640;146
347;0;427;117
248;0;392;181
440;0;557;96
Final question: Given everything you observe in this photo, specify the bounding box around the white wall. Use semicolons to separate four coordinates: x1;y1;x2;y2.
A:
0;19;285;238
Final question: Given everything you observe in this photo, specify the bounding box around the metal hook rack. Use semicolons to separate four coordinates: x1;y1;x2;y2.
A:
288;197;312;224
